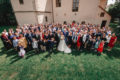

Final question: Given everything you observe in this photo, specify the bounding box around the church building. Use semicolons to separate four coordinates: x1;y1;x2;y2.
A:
10;0;111;27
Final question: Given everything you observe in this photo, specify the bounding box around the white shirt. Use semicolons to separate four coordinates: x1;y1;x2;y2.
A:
32;41;38;48
83;34;87;43
106;36;111;43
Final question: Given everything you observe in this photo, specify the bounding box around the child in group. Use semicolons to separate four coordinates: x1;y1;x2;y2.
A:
12;36;18;51
18;43;26;58
32;38;39;53
94;36;101;52
97;40;105;56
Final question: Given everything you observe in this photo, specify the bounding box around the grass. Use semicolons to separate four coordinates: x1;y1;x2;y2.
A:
0;26;120;80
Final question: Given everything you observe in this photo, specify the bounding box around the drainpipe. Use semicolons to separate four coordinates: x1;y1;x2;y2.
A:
52;0;54;23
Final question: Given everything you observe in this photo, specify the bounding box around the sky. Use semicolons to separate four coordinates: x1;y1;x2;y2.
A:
107;0;116;5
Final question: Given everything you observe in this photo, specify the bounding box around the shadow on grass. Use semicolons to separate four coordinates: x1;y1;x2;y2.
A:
0;43;120;64
104;48;120;59
0;47;17;57
26;50;39;59
0;47;22;64
42;49;60;60
10;56;22;64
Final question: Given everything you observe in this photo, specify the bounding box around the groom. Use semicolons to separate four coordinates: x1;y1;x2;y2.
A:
63;29;69;43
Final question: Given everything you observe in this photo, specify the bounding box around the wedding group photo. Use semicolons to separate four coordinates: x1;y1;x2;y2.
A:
0;0;120;80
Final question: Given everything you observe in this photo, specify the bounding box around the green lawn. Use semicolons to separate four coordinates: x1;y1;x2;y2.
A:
0;26;120;80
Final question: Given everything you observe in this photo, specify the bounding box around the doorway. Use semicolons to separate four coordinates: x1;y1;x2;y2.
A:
101;20;107;28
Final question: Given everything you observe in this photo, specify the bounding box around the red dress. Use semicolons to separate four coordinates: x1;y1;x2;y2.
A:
108;36;117;48
97;42;104;53
77;36;81;47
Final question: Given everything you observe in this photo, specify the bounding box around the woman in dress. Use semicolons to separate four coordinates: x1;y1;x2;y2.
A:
1;32;12;49
18;34;27;49
57;32;71;53
108;33;117;51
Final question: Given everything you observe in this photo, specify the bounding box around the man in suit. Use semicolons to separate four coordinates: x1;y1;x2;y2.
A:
54;31;60;49
26;30;33;51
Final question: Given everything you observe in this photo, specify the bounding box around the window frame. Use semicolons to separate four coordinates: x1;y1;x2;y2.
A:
100;12;105;17
56;0;61;7
72;0;80;12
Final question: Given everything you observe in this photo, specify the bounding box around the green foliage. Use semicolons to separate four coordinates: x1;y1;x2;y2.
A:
109;23;120;40
0;26;16;35
108;2;120;23
109;23;119;28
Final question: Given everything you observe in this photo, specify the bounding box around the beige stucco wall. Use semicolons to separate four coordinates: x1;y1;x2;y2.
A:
11;0;53;25
99;0;107;9
35;0;52;12
11;0;35;11
35;0;53;24
37;13;53;24
96;7;111;27
11;0;111;26
53;0;111;26
53;0;99;24
15;12;37;25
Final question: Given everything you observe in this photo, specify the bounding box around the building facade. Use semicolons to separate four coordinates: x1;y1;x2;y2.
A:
10;0;111;27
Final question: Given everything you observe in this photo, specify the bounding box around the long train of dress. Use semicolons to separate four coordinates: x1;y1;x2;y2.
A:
57;35;71;53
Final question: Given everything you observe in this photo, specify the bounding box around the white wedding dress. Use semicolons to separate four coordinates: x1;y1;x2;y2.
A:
57;35;71;53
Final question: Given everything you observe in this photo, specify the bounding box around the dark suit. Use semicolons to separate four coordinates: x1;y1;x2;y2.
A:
54;32;60;48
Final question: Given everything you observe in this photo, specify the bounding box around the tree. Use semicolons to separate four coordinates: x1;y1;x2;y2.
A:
108;2;120;24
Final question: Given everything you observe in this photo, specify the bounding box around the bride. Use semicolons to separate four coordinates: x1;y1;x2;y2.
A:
57;32;71;53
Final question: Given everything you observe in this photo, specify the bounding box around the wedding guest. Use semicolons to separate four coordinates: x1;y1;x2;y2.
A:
108;33;117;51
72;32;78;49
67;32;73;48
91;36;96;49
87;37;93;50
77;34;81;51
13;36;18;50
54;31;60;49
1;32;12;49
48;38;56;54
94;36;101;52
32;38;39;53
105;33;111;47
18;34;27;50
97;40;105;56
18;43;26;58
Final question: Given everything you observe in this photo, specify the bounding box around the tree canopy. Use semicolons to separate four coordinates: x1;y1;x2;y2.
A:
108;2;120;23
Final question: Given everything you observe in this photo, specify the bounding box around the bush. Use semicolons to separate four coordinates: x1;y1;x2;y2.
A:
109;23;120;41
